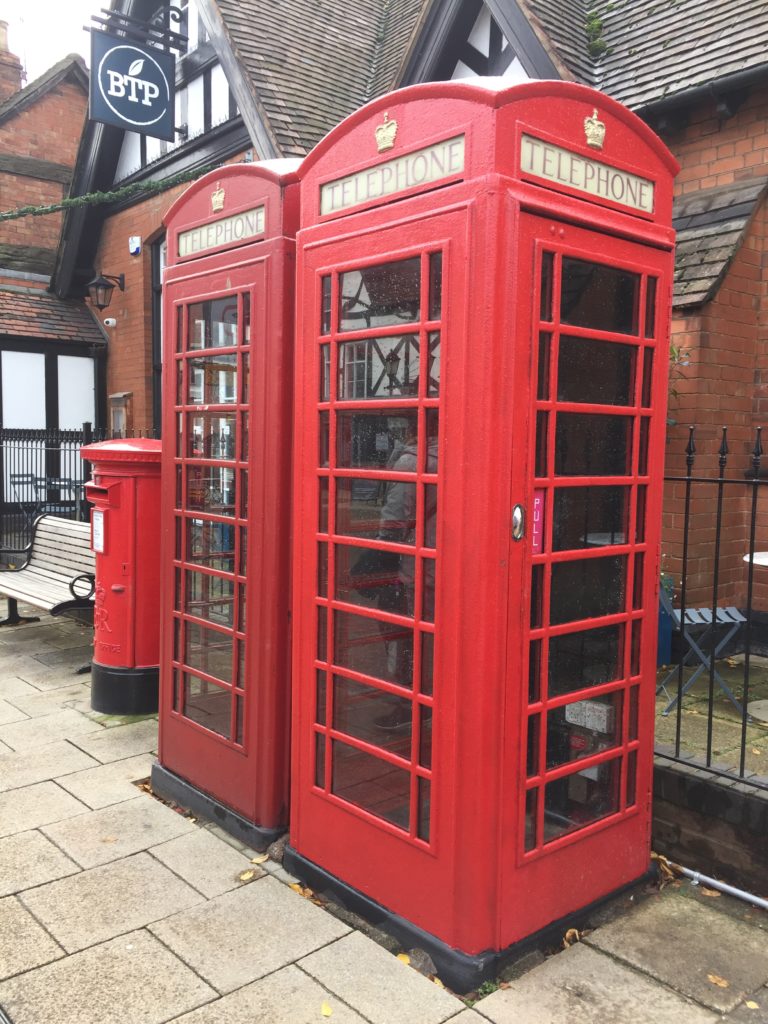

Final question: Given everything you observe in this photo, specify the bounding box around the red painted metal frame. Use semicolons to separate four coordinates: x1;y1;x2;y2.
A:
159;163;298;827
290;80;677;957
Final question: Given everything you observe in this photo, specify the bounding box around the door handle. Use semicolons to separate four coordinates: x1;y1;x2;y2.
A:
512;504;525;541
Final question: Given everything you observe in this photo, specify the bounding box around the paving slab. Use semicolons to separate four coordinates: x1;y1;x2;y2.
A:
477;943;718;1024
5;682;91;718
21;851;203;953
149;875;351;994
70;718;159;763
56;752;155;809
299;930;462;1024
723;994;768;1023
0;829;80;897
444;1012;491;1023
0;739;12;754
0;740;100;793
586;893;768;1013
5;654;88;690
0;928;217;1024
0;676;38;699
150;826;259;898
0;781;89;837
0;699;28;725
169;963;367;1023
0;708;103;752
41;794;196;868
0;895;64;981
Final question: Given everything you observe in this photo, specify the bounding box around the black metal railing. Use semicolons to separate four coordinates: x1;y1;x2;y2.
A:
658;425;768;794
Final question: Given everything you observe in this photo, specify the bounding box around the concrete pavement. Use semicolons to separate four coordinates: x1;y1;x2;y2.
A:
0;610;766;1024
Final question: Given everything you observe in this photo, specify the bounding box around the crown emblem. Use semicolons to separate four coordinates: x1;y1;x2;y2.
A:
584;108;606;150
375;112;398;152
211;182;225;212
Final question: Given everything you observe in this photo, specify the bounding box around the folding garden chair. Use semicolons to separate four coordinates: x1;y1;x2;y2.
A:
657;586;746;716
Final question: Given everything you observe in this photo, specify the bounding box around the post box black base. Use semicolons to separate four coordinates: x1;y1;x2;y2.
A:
283;845;652;994
90;662;159;715
150;763;285;852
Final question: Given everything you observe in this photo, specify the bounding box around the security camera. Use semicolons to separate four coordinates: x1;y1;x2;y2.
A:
103;317;117;328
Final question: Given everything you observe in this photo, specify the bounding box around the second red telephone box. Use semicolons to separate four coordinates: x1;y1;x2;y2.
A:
152;161;299;847
285;80;678;987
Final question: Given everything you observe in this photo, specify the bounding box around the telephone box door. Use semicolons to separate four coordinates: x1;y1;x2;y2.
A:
500;213;670;940
161;260;284;824
292;209;468;917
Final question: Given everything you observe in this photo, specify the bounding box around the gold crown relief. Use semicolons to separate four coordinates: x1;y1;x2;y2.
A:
584;108;606;150
375;112;398;152
211;182;226;212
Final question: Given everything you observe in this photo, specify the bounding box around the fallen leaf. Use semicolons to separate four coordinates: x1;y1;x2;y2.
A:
707;974;730;989
700;887;722;898
397;953;411;965
431;976;444;988
726;658;739;667
289;883;314;898
321;1000;333;1017
100;836;118;844
238;869;257;883
563;928;580;948
251;853;269;864
499;981;511;989
751;749;762;755
745;1001;760;1010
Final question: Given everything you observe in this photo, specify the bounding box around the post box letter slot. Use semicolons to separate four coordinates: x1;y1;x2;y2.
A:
512;504;525;541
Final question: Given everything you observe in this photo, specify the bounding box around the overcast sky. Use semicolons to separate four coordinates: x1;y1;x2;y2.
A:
1;0;96;83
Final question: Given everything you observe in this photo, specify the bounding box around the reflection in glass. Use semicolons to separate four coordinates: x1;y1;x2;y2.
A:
238;583;247;634
525;788;538;851
319;477;329;533
560;258;639;335
537;332;551;401
241;413;249;461
552;486;628;551
338;335;420;400
321;275;332;335
527;713;540;776
315;733;326;788
428;332;441;396
239;528;248;576
317;605;328;663
316;670;327;726
626;749;637;807
241;354;249;404
188;296;239;350
183;673;231;738
335;544;411;613
644;278;657;338
185;571;234;627
633;553;644;610
188;413;236;460
186;466;235;514
419;704;432;768
335;478;385;539
429;253;442;320
555;414;631;476
425;409;439;471
557;337;635;406
242;292;251;345
332;740;410;830
188;354;237;405
641;348;654;407
418;777;431;842
239;470;248;518
424;485;438;548
339;258;420;332
334;608;413;688
549;625;623;697
336;410;418;469
540;252;554;321
332;675;412;756
186;519;235;573
318;542;328;598
544;757;621;843
639;418;650;475
185;621;233;683
320;345;330;401
550;556;626;625
421;631;434;696
319;411;330;468
422;558;436;623
546;692;622;769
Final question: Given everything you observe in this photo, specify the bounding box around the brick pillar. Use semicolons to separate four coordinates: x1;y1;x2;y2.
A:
0;21;24;102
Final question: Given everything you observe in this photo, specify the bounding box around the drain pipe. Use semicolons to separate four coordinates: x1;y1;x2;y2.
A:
652;853;768;911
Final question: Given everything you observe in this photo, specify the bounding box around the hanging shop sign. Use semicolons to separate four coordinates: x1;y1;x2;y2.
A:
90;30;176;142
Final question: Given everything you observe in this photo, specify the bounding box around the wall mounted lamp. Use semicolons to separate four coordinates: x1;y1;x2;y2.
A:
87;272;125;311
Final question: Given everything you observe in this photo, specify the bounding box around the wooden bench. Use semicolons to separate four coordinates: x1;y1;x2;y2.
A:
0;515;95;627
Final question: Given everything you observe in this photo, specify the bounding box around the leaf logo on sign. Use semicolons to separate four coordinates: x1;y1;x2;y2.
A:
128;58;144;76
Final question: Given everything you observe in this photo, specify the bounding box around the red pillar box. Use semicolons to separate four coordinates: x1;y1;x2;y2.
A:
81;439;162;714
151;162;300;848
285;81;678;988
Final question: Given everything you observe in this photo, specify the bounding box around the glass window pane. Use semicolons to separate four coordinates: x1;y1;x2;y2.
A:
424;485;438;549
335;544;413;614
188;297;239;350
335;478;417;545
186;519;235;573
241;354;249;404
422;558;435;623
186;466;235;515
338;335;420;400
419;704;432;769
339;258;420;332
555;414;632;477
320;344;330;402
315;733;326;788
552;486;628;551
185;621;233;683
241;292;251;345
560;258;639;335
644;278;657;338
316;670;327;726
557;337;636;406
418;777;431;842
188;413;236;460
536;412;549;477
334;608;413;688
540;252;554;321
641;348;654;408
332;675;412;756
185;571;234;627
427;331;440;397
336;411;418;469
546;692;622;769
183;673;230;738
544;757;621;843
550;556;626;625
421;632;434;696
321;275;332;335
318;542;328;598
332;740;410;830
549;625;623;697
429;253;442;320
319;478;329;534
537;332;551;401
187;354;237;405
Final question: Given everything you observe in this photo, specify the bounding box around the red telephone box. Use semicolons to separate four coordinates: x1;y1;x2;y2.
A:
285;81;678;987
152;162;299;846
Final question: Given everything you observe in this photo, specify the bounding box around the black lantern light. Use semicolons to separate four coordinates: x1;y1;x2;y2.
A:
87;272;125;311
